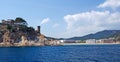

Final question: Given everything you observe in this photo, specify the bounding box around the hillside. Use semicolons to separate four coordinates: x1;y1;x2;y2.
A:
0;17;41;43
64;30;120;40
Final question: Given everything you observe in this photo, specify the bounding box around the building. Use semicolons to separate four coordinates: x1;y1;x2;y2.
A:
2;19;14;25
86;39;96;44
96;38;115;43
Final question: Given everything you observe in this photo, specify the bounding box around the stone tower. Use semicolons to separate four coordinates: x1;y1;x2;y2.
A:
37;26;41;35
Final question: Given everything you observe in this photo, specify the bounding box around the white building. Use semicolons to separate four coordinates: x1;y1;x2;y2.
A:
86;39;96;44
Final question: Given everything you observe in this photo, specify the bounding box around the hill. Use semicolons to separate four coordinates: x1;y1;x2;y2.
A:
62;30;120;40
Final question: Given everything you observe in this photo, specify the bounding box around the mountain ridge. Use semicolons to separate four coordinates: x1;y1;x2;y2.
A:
57;30;120;40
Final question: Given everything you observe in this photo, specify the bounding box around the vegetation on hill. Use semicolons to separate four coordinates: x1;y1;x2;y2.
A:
0;17;39;43
14;17;28;26
61;30;120;40
15;17;26;23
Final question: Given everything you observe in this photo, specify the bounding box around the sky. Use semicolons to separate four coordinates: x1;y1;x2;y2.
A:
0;0;120;38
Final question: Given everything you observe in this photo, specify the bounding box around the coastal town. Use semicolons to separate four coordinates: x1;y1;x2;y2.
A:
63;38;120;45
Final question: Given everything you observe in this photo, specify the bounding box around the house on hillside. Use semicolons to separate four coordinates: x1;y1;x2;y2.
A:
2;19;14;25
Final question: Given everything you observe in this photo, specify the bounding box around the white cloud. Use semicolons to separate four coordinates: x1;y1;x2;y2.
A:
41;18;50;24
64;11;110;30
59;0;120;38
64;10;120;37
98;0;120;9
53;23;59;28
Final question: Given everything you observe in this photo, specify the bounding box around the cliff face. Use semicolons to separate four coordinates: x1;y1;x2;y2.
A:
3;31;11;44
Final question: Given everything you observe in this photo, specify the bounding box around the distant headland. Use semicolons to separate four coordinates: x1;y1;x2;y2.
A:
0;17;62;47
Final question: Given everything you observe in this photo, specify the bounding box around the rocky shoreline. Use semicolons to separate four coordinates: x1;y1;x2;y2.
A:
0;41;63;47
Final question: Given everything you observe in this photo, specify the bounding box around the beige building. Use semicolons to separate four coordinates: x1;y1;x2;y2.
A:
96;38;115;43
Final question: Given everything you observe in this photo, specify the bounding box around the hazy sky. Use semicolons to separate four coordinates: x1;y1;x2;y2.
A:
0;0;120;38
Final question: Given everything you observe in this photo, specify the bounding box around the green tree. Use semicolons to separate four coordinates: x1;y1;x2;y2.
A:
7;25;12;32
15;17;28;25
27;27;35;32
19;25;28;32
7;25;16;32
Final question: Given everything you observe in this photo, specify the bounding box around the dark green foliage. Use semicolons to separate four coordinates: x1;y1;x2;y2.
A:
18;25;35;33
19;25;28;32
15;17;26;22
27;27;35;32
6;25;16;32
7;25;12;31
15;17;28;25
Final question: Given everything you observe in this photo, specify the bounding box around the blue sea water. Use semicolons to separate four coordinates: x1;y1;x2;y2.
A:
0;45;120;62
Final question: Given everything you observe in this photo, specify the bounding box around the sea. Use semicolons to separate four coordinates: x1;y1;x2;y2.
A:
0;45;120;62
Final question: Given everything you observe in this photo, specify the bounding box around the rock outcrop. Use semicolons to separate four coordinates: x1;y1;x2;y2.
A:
3;31;11;44
0;17;62;46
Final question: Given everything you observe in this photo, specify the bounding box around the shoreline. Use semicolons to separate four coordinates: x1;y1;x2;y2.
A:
63;43;120;45
0;42;63;47
0;45;63;47
0;43;120;47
